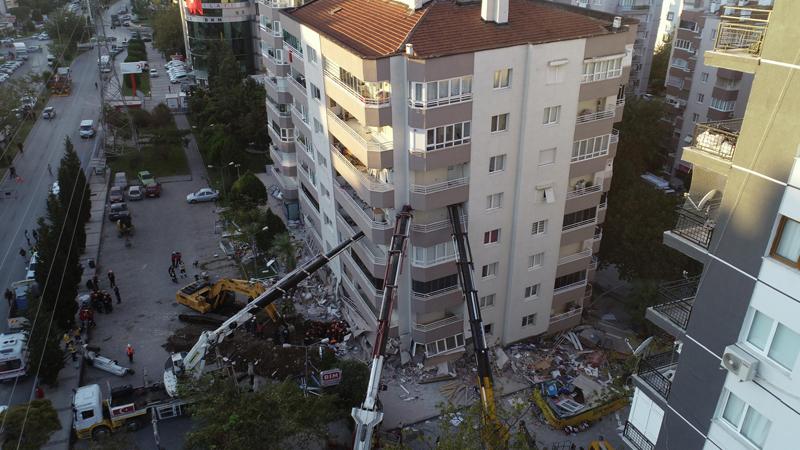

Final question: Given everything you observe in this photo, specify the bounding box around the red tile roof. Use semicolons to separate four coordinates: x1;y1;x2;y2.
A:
287;0;630;59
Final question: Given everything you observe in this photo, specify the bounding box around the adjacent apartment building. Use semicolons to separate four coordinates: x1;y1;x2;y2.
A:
550;0;668;96
258;0;635;364
623;2;800;449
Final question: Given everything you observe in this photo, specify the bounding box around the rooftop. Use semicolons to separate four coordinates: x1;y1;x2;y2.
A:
286;0;632;59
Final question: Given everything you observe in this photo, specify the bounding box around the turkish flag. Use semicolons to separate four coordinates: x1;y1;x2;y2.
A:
186;0;203;16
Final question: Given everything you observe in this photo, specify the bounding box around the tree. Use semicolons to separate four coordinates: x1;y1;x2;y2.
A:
23;295;66;386
270;232;301;272
649;37;672;96
230;172;267;206
152;5;185;57
0;399;62;450
184;377;337;450
45;11;91;62
320;359;369;419
598;98;698;281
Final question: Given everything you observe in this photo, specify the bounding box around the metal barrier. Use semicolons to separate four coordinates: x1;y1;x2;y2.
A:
623;421;655;450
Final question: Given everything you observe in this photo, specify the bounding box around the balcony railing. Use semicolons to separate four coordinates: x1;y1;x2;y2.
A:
341;273;378;316
330;146;393;192
553;278;587;295
266;99;291;118
413;314;461;332
714;7;771;58
672;198;720;249
690;119;742;161
566;184;601;200
334;182;393;230
270;145;296;167
410;177;469;195
652;275;700;330
593;227;603;241
411;285;460;300
411;214;466;233
323;61;391;107
268;0;295;7
623;421;655;450
576;106;616;124
288;75;307;94
326;110;392;152
563;216;597;232
292;107;309;125
265;74;287;91
283;42;303;61
637;350;679;399
588;256;598;271
610;128;619;143
558;248;592;265
550;307;583;324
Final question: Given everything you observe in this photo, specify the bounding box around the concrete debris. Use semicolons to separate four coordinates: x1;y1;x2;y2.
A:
494;347;510;370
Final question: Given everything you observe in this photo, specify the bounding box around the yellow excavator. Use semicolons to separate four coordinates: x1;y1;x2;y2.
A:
176;278;280;321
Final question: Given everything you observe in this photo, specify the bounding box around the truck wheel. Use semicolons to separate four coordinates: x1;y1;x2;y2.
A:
126;419;143;432
92;425;111;440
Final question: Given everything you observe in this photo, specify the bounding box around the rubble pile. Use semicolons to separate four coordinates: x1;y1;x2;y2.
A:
303;320;350;344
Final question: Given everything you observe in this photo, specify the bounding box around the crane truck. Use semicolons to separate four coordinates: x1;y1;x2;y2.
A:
163;232;365;396
352;206;412;449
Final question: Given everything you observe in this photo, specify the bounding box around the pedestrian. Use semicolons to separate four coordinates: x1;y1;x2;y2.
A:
68;343;77;361
103;293;113;313
168;85;171;93
19;247;26;259
9;166;16;178
4;289;13;307
24;229;28;239
92;275;99;292
107;269;116;288
87;309;96;328
126;344;134;363
47;164;52;176
176;252;183;265
35;385;44;399
73;326;82;344
16;142;22;154
62;332;71;349
94;81;98;89
86;278;95;291
32;229;38;242
114;285;121;304
168;266;177;283
25;235;31;248
179;261;187;279
170;252;177;268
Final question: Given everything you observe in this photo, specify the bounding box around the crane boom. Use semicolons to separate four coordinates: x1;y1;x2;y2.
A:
163;231;365;396
448;204;507;448
352;206;413;450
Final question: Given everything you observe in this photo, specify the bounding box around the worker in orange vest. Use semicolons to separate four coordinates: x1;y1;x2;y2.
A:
126;344;134;363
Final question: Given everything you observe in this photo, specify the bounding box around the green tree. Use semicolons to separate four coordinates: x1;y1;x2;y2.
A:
230;171;267;206
23;295;66;386
270;232;301;272
649;37;672;96
45;11;91;62
0;399;62;450
152;5;185;56
184;377;337;450
321;359;369;419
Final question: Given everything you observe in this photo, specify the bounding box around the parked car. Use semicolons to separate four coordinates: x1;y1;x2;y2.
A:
108;202;129;221
127;185;143;201
49;181;60;195
137;170;161;197
186;188;219;204
42;107;55;120
25;252;38;280
113;172;128;190
149;68;158;77
79;120;95;138
108;186;124;203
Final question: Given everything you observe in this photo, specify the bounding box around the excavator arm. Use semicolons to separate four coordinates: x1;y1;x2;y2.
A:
210;279;281;321
352;206;413;450
164;232;365;397
448;204;507;448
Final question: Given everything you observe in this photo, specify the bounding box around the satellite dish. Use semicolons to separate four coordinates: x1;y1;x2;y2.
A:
633;336;654;357
266;259;275;268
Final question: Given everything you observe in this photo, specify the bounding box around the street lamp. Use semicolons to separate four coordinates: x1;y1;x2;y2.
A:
228;161;241;179
282;338;330;397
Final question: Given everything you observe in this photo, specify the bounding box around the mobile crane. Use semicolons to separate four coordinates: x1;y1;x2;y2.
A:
448;204;508;448
163;232;365;397
352;206;413;450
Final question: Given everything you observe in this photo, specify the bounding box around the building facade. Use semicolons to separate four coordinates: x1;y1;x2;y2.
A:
178;0;258;77
623;2;800;449
663;0;758;179
551;0;667;96
259;0;635;364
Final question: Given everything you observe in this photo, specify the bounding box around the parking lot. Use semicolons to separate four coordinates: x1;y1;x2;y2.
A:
1;35;52;85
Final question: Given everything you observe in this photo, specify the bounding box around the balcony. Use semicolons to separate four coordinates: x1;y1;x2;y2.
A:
549;307;583;327
271;166;298;199
334;180;393;244
270;145;296;169
412;314;464;343
287;73;307;100
647;275;699;335
331;145;394;207
411;285;463;314
706;7;771;74
264;74;290;101
623;421;655;450
682;119;742;171
266;98;291;118
326;110;392;169
553;278;587;296
668;197;721;255
323;59;392;127
636;350;679;400
409;177;469;211
558;248;592;266
576;106;616;125
337;212;388;267
410;213;466;248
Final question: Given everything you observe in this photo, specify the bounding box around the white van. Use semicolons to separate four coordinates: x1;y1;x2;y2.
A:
80;120;96;138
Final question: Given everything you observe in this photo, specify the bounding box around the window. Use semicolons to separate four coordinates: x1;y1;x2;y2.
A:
667;12;674;20
710;97;736;112
581;56;623;83
316;151;327;168
539;185;555;204
491;114;509;133
543;106;561;125
479;294;495;308
412;242;456;267
306;45;318;63
720;391;771;448
493;68;512;89
425;333;465;356
80;410;95;420
486;193;503;210
320;185;330;198
483;323;493;335
489;155;506;173
701;72;709;83
692;113;700;123
282;31;302;55
671;58;689;70
521;313;536;327
563;207;597;229
524;284;540;299
679;20;698;32
409;76;473;108
423;121;471;150
529;252;544;270
272;21;281;36
484;229;501;244
323;214;332;225
412;274;458;294
481;262;498;279
547;60;567;84
313;118;323;134
539;148;556;166
531;220;547;236
554;271;586;290
572;134;611;162
771;216;800;268
697;93;705;103
310;83;321;100
675;39;693;52
666;76;684;89
746;310;800;370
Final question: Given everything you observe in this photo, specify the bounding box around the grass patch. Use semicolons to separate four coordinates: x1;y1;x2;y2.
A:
122;73;150;96
108;140;188;180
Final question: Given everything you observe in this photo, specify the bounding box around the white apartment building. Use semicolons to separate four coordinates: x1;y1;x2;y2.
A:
257;0;635;365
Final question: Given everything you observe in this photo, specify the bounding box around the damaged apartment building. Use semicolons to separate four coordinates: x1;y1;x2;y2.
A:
181;0;636;366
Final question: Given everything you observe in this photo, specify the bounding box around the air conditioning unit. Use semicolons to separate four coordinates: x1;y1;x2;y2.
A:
721;345;758;381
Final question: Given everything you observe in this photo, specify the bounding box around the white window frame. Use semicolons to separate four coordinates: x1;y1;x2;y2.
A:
481;262;498;279
483;229;501;245
571;134;610;162
744;309;800;371
675;38;693;52
581;55;624;83
424;121;471;151
718;390;771;449
522;313;536;327
528;252;544;270
412;241;456;267
543;105;561;125
409;76;473;108
539;147;556;166
701;72;709;83
486;193;503;211
306;45;318;64
491;113;509;133
531;220;547;236
313;118;323;134
493;68;512;89
479;294;495;308
489;154;506;173
710;97;736;112
524;284;540;299
697;93;705;103
310;83;321;101
425;333;465;357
